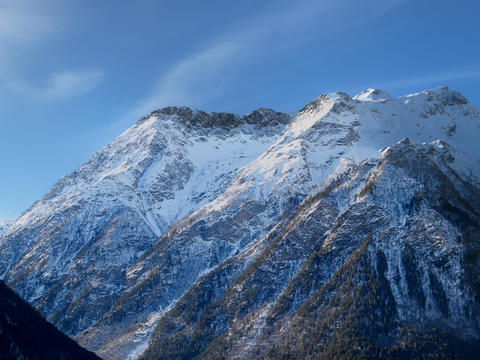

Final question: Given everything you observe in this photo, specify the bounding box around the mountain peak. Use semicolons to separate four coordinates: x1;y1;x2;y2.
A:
299;92;354;113
353;88;393;102
401;86;469;106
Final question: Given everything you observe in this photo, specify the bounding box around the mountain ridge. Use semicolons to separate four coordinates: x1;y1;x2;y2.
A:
1;86;479;359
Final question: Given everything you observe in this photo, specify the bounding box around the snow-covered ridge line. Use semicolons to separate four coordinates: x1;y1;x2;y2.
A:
0;86;479;359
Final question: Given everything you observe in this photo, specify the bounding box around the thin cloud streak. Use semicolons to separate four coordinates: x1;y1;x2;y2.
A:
0;0;62;71
125;0;409;121
11;69;105;101
0;1;56;46
133;41;242;115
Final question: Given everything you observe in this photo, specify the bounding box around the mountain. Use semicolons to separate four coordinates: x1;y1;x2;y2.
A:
0;87;479;359
140;139;480;360
0;280;100;359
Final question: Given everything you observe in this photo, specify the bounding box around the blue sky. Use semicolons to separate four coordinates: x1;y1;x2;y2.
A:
1;0;479;221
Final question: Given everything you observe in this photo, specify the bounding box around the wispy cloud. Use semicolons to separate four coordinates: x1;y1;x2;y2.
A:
126;0;408;120
0;1;104;101
132;41;242;116
0;1;55;43
11;69;105;101
0;0;61;71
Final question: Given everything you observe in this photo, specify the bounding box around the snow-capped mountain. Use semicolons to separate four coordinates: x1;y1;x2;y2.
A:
0;107;292;354
1;87;479;359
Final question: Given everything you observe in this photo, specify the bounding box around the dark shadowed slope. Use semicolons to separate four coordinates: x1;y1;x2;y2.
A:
0;281;100;360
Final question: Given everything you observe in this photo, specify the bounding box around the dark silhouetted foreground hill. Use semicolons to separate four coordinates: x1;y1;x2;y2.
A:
0;281;100;360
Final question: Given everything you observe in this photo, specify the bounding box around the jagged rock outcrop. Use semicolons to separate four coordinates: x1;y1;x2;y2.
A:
147;107;291;130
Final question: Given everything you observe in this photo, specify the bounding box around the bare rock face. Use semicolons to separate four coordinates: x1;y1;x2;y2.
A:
146;106;291;130
1;87;480;359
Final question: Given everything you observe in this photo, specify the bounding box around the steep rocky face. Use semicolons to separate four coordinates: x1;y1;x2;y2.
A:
0;108;291;347
260;140;480;359
0;108;290;324
0;280;100;360
1;87;479;359
141;140;480;360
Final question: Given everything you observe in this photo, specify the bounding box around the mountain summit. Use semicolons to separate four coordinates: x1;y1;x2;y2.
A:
1;87;479;359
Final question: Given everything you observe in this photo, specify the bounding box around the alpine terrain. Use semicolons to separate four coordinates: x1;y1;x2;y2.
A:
1;87;479;359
